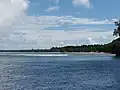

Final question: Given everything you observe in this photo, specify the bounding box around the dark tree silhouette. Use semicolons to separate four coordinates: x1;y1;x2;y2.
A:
113;20;120;36
112;19;120;56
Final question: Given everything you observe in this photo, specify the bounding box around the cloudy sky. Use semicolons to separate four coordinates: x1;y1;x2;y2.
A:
0;0;119;49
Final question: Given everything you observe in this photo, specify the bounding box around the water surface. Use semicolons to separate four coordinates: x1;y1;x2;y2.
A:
0;53;120;90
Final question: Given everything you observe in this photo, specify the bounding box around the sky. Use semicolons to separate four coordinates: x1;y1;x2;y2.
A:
0;0;119;49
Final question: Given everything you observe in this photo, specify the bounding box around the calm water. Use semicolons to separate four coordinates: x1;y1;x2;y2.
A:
0;53;120;90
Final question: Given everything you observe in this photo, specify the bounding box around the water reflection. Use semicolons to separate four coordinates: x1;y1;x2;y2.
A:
112;56;120;60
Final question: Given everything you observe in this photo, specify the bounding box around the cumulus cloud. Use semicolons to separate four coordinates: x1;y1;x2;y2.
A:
0;0;29;37
73;0;91;8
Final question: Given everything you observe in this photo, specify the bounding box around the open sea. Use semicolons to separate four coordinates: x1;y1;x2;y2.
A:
0;52;120;90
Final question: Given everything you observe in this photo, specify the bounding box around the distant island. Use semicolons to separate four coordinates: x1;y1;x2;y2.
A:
0;40;116;54
0;44;112;53
0;38;119;56
0;20;120;56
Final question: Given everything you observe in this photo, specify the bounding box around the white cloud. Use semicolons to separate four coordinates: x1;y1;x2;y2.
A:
0;0;29;37
21;16;112;26
0;14;115;49
88;37;98;45
73;0;91;8
45;6;60;12
0;0;115;49
2;29;114;49
71;18;112;25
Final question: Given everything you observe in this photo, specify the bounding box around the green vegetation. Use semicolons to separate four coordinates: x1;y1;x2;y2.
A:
49;44;112;53
111;38;120;56
113;20;120;36
112;20;120;56
0;39;118;55
0;44;113;53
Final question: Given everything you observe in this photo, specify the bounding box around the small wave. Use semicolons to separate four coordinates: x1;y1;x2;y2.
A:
20;54;68;56
0;54;68;56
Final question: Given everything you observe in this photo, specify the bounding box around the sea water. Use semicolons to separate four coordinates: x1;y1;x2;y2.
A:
0;53;120;90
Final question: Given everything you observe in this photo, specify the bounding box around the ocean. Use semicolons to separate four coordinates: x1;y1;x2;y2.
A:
0;53;120;90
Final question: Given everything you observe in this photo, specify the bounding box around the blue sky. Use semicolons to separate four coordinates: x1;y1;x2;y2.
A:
0;0;119;49
27;0;117;31
28;0;119;18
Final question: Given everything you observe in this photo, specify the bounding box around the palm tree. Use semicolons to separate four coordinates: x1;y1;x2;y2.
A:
112;19;120;56
113;20;120;37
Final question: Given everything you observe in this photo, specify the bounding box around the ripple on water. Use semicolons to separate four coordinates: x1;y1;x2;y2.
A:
0;55;120;90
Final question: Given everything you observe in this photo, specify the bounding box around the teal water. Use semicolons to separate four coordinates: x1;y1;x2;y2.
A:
0;53;120;90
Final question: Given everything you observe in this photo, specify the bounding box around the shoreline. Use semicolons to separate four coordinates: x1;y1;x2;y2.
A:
64;52;115;56
0;52;115;56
